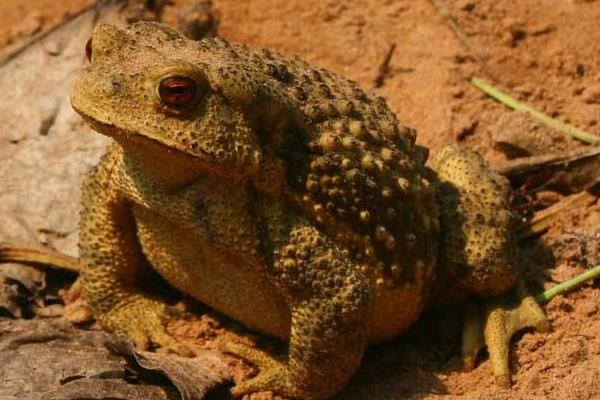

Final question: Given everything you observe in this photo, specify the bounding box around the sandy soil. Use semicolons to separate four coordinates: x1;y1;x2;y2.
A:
1;0;599;399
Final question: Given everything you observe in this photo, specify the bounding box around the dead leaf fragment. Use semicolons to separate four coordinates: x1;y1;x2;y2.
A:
0;318;232;400
110;340;233;400
0;263;45;318
0;319;131;399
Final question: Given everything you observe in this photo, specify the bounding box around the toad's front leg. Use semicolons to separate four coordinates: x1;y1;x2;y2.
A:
226;215;372;400
79;151;191;355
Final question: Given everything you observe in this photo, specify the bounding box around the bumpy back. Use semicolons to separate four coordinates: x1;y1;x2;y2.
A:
202;37;440;286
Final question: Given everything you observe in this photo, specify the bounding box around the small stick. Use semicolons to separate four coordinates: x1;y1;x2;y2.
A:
471;77;600;144
373;43;397;88
517;191;598;239
0;243;79;272
535;264;600;304
496;146;600;176
430;0;497;80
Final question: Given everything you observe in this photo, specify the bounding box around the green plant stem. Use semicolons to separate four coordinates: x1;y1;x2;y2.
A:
535;264;600;304
470;77;600;144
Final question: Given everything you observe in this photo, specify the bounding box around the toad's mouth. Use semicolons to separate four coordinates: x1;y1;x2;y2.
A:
73;105;214;165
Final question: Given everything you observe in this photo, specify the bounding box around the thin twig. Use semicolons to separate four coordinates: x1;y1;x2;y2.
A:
430;0;497;80
471;77;600;144
373;43;397;88
496;145;600;176
535;264;600;304
517;191;598;239
0;243;79;272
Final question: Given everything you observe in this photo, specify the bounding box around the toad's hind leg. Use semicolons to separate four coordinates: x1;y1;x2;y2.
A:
225;208;372;399
433;145;549;386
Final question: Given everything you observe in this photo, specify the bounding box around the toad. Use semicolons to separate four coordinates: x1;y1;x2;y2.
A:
68;21;548;399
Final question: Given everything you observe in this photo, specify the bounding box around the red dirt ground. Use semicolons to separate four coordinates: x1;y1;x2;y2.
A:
2;1;599;399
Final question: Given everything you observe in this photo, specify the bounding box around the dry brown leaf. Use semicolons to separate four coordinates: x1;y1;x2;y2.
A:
41;378;172;400
0;0;126;256
0;319;157;399
0;318;232;400
110;340;233;400
0;263;45;317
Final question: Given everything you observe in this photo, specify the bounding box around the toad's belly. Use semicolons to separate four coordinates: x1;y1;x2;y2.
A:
133;206;291;339
132;206;434;345
368;283;429;343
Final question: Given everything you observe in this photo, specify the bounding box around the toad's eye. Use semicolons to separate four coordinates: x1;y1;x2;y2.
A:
158;76;197;108
85;38;93;63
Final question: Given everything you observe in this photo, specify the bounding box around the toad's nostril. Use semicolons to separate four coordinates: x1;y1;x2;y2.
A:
101;76;122;95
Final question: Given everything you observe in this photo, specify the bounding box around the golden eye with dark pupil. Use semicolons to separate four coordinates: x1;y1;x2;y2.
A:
85;38;93;62
159;76;196;107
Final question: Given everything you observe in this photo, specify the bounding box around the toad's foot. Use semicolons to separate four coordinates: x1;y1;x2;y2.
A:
224;341;305;399
461;278;550;387
98;294;193;356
